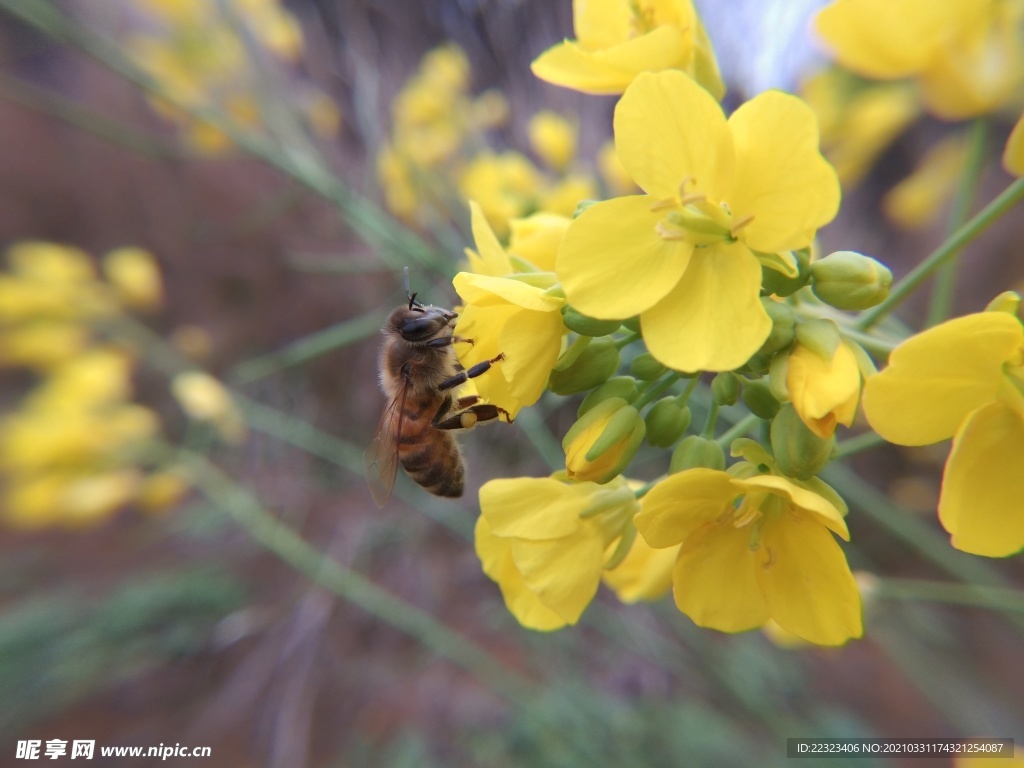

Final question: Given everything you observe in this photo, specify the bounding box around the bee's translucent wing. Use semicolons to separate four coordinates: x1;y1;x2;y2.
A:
364;383;407;508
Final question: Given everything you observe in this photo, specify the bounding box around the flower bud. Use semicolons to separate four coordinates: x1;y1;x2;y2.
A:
669;434;725;473
578;376;640;415
741;379;780;420
573;199;600;218
562;305;622;336
758;299;796;355
810;250;892;310
711;372;740;406
794;318;841;362
562;398;645;483
548;337;620;395
770;403;834;480
761;248;811;297
629;352;667;381
644;397;691;448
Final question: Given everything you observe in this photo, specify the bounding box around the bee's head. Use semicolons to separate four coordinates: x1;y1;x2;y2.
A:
387;302;457;343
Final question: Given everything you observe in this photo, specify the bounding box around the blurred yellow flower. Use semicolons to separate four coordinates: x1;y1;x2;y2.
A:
527;110;578;173
171;371;248;444
883;134;969;229
1004;113;1024;177
103;247;164;312
557;70;839;372
531;0;724;98
596;139;637;196
507;212;571;272
815;0;1024;120
801;69;920;186
476;475;638;629
862;306;1024;557
635;468;862;645
458;151;543;237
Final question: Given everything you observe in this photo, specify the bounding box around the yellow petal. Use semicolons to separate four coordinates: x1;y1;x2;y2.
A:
467;200;513;276
557;195;693;319
726;91;840;253
614;70;734;200
499;306;564;407
814;0;975;79
786;341;861;438
738;474;850;540
939;401;1024;557
480;477;589;539
602;535;678;603
510;528;606;624
573;0;632;50
673;522;769;632
758;511;863;646
641;242;771;372
634;469;739;548
475;515;568;630
453;272;563;312
1004;113;1024;177
531;26;691;96
862;312;1024;445
453;301;522;415
508;213;571;271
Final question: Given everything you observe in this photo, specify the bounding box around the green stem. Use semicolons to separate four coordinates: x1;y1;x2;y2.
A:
715;413;759;449
700;401;720;438
833;430;887;459
874;577;1024;615
632;371;681;410
925;119;988;327
856;175;1024;330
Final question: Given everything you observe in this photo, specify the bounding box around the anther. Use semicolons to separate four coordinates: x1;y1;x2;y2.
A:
730;213;755;237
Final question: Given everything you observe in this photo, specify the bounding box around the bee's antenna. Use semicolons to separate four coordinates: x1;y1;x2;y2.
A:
404;266;423;311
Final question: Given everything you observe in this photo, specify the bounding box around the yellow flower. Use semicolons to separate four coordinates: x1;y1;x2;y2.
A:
814;0;1024;120
531;0;724;98
883;134;968;230
102;247;164;311
537;172;600;220
601;532;677;603
527;111;578;173
562;397;645;483
862;306;1024;556
800;69;920;186
557;70;839;372
507;213;571;272
635;468;862;645
171;371;247;444
1004;113;1024;177
475;475;637;629
452;273;564;420
463;201;514;277
786;340;861;438
458;151;543;237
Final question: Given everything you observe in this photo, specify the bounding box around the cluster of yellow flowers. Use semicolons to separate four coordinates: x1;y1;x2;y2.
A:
378;43;622;236
804;0;1024;228
446;0;1024;646
0;243;247;529
0;243;183;527
126;0;340;153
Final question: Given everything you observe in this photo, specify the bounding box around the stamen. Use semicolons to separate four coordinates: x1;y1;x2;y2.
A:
730;213;755;237
655;221;689;241
649;197;677;212
679;193;706;207
676;175;695;199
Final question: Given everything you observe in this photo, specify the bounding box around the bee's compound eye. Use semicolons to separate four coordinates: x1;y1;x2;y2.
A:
400;316;441;341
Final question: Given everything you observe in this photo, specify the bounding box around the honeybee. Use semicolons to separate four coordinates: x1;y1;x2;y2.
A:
364;272;510;507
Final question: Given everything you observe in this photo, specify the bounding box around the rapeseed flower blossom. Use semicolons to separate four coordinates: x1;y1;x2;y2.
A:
883;134;969;230
634;465;862;645
862;304;1024;557
786;340;861;438
815;0;1024;120
557;70;840;372
476;474;638;629
601;531;677;603
531;0;724;98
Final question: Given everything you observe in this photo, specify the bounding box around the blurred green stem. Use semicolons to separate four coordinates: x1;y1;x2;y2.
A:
875;577;1024;614
925;120;987;327
856;175;1024;331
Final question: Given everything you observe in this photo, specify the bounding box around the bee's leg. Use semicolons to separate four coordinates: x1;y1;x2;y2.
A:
432;400;512;429
438;354;504;391
425;335;474;349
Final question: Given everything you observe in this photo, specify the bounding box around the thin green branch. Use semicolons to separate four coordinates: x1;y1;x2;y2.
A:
833;430;887;459
874;577;1024;615
925;119;988;327
856;175;1024;330
715;413;759;449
